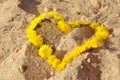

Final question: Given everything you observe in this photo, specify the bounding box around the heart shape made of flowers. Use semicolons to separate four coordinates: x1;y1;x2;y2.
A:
26;11;110;71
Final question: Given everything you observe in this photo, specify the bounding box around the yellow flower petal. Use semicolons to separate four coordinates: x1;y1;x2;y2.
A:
37;13;46;21
90;22;99;29
38;45;53;58
29;35;43;46
68;21;80;28
57;21;71;32
51;59;61;68
48;11;63;20
56;62;66;71
79;20;89;25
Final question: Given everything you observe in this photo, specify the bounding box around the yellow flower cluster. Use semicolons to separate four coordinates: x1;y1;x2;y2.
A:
26;11;110;71
48;11;63;20
68;20;89;28
57;20;71;32
38;45;53;58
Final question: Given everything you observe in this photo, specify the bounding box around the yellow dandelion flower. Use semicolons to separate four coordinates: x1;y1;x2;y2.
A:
68;46;85;59
57;21;71;32
26;30;38;40
62;56;73;64
51;59;61;68
48;11;63;20
47;55;58;65
27;13;46;31
61;25;71;32
79;20;89;25
38;45;53;58
95;31;109;40
95;25;110;39
90;22;99;29
56;62;66;71
27;19;40;31
68;21;80;28
48;11;57;17
69;50;79;59
37;13;46;21
57;20;64;26
90;37;103;48
28;23;37;31
80;43;91;51
29;35;43;46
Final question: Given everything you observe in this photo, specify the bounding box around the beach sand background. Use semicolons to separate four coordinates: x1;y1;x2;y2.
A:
0;0;120;80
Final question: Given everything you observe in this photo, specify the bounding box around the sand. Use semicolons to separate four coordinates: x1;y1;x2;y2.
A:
0;0;120;80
